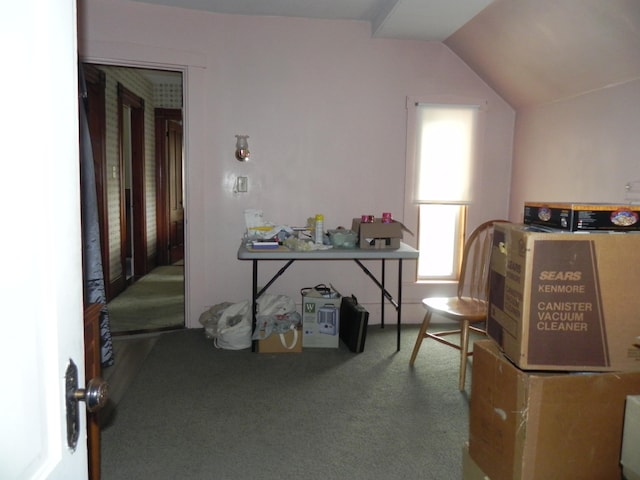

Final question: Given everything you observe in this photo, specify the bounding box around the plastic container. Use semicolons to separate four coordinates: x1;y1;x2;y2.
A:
314;214;324;244
328;229;357;249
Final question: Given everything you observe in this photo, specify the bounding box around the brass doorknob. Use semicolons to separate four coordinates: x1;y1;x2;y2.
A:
65;360;110;450
73;377;109;412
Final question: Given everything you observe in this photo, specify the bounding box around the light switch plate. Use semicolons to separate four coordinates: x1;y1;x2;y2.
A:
237;176;248;193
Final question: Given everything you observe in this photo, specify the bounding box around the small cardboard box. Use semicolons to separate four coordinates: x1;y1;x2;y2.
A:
302;288;341;348
524;201;640;231
351;218;405;249
621;395;640;480
488;222;640;371
469;340;640;480
257;326;302;353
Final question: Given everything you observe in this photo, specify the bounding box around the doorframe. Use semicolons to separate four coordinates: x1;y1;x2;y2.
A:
77;48;197;328
117;83;147;282
83;64;111;299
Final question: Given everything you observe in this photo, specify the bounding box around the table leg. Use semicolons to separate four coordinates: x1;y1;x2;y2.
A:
381;259;386;328
251;259;258;352
353;259;402;351
397;259;403;352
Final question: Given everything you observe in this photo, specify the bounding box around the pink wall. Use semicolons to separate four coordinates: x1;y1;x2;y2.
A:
510;79;640;220
78;0;514;326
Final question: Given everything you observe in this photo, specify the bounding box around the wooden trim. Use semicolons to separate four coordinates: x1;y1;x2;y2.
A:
83;64;112;299
117;83;147;281
83;303;103;480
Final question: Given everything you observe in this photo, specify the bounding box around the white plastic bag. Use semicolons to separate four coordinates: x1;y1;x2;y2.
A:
251;294;299;343
198;302;234;339
206;294;297;350
252;312;302;341
214;301;252;350
257;294;296;316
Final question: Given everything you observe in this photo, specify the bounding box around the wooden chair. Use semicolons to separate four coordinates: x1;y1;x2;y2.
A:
409;219;509;390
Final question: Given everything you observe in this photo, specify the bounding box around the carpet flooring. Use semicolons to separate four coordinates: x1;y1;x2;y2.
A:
107;265;185;333
101;325;475;480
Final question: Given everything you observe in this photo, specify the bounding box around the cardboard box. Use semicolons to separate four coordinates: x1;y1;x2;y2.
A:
488;222;640;371
351;218;405;249
524;201;640;231
462;443;491;480
621;395;640;480
469;340;640;480
257;326;302;353
302;288;341;348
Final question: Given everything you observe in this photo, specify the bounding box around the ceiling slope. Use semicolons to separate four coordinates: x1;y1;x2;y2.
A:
445;0;640;108
129;0;493;40
128;0;640;109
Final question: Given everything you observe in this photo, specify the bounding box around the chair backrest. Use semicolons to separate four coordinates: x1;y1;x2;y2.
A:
457;220;510;301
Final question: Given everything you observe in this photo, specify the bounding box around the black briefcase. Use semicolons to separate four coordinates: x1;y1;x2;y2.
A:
339;295;369;353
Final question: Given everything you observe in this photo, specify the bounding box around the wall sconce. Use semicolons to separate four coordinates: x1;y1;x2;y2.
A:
235;135;250;162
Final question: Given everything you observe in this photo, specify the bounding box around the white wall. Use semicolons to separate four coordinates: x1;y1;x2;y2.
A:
510;79;640;220
78;0;514;327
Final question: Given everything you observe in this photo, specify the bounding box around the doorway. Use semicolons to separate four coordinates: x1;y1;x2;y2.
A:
82;63;185;334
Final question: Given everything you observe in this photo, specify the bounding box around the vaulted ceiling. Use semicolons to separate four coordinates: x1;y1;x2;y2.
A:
131;0;640;108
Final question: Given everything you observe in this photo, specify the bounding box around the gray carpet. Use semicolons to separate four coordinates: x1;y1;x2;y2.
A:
101;325;474;480
107;265;185;333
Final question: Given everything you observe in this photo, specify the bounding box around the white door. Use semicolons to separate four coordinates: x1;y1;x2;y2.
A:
0;1;89;479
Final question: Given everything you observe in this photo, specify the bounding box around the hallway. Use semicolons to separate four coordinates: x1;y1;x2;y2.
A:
107;265;185;335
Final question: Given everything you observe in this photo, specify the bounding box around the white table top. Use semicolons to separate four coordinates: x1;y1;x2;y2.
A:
237;242;419;260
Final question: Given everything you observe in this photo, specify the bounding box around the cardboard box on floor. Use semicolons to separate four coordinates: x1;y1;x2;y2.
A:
488;222;640;371
469;340;640;480
257;326;302;353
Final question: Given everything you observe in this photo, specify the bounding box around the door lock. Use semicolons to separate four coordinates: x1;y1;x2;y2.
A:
65;359;109;450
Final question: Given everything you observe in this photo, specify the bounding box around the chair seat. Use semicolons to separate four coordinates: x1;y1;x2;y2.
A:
422;296;487;322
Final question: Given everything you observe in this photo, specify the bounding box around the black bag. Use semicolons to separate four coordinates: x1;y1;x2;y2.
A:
339;295;369;353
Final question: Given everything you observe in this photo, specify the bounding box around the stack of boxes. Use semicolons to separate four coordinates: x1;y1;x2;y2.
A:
465;219;640;479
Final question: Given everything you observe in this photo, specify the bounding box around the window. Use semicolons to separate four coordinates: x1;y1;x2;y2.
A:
405;100;481;281
417;204;465;279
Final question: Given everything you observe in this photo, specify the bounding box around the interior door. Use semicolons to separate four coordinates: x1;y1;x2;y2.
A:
155;108;184;266
167;118;185;264
0;0;88;477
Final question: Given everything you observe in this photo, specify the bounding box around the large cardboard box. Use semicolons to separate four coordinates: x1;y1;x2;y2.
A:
524;201;640;231
488;222;640;371
469;340;640;480
302;288;341;348
351;218;405;249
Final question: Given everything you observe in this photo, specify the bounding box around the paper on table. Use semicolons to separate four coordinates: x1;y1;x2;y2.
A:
244;209;265;228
